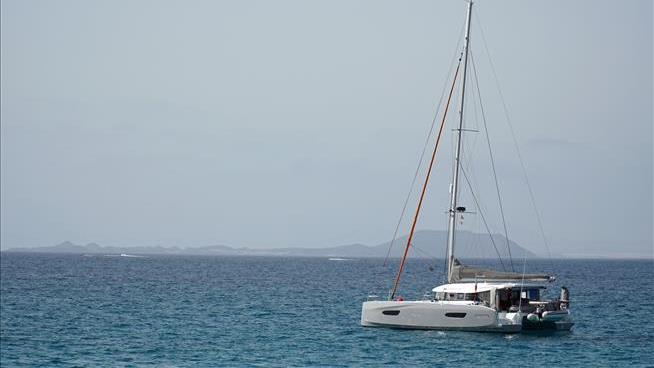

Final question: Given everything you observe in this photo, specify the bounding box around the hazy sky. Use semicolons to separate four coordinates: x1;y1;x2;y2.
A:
1;0;652;257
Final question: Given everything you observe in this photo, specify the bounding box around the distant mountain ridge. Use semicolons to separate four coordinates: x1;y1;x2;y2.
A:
2;230;540;259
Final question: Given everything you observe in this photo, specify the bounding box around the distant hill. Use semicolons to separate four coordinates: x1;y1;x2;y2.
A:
2;230;540;259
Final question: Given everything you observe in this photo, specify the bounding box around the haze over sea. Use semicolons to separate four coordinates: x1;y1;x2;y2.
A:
1;253;652;367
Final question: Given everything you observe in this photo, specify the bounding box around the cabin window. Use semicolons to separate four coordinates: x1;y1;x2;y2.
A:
520;289;540;300
448;291;492;304
477;291;491;304
438;292;478;301
445;312;466;318
436;292;495;302
382;310;400;316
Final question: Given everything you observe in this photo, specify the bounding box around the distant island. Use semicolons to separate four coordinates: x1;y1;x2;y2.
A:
2;230;541;259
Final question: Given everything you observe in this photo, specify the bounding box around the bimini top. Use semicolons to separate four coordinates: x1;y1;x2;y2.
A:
432;282;547;294
449;258;555;283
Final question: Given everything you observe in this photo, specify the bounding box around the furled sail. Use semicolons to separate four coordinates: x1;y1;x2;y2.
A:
450;258;554;283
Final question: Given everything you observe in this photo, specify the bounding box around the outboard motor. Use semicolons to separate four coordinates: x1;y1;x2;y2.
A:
560;287;570;310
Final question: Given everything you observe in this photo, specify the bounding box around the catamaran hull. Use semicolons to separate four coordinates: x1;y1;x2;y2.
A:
361;301;521;333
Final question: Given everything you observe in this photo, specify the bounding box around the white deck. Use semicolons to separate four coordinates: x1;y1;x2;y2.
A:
432;282;547;293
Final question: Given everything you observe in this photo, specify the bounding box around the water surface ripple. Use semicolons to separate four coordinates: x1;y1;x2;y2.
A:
1;254;652;367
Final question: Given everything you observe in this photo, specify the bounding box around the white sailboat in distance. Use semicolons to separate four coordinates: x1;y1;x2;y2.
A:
360;1;573;333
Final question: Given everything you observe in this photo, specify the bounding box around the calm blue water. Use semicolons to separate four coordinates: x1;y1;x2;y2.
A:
1;253;653;367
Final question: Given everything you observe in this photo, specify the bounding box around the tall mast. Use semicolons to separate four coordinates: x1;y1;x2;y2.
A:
446;0;473;283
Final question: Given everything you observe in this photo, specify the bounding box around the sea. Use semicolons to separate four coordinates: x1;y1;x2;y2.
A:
1;253;653;367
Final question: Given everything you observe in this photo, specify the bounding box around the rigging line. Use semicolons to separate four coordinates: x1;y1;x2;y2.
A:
474;13;555;273
410;243;438;262
517;252;528;312
470;51;514;272
382;57;460;268
382;24;467;268
389;55;462;301
411;243;444;277
460;164;507;271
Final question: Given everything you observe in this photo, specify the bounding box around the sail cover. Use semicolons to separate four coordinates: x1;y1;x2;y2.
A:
450;258;554;283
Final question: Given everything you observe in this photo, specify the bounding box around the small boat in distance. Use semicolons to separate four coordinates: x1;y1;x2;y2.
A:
360;1;573;333
119;253;145;258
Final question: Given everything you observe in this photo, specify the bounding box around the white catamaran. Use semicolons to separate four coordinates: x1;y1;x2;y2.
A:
360;1;573;333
